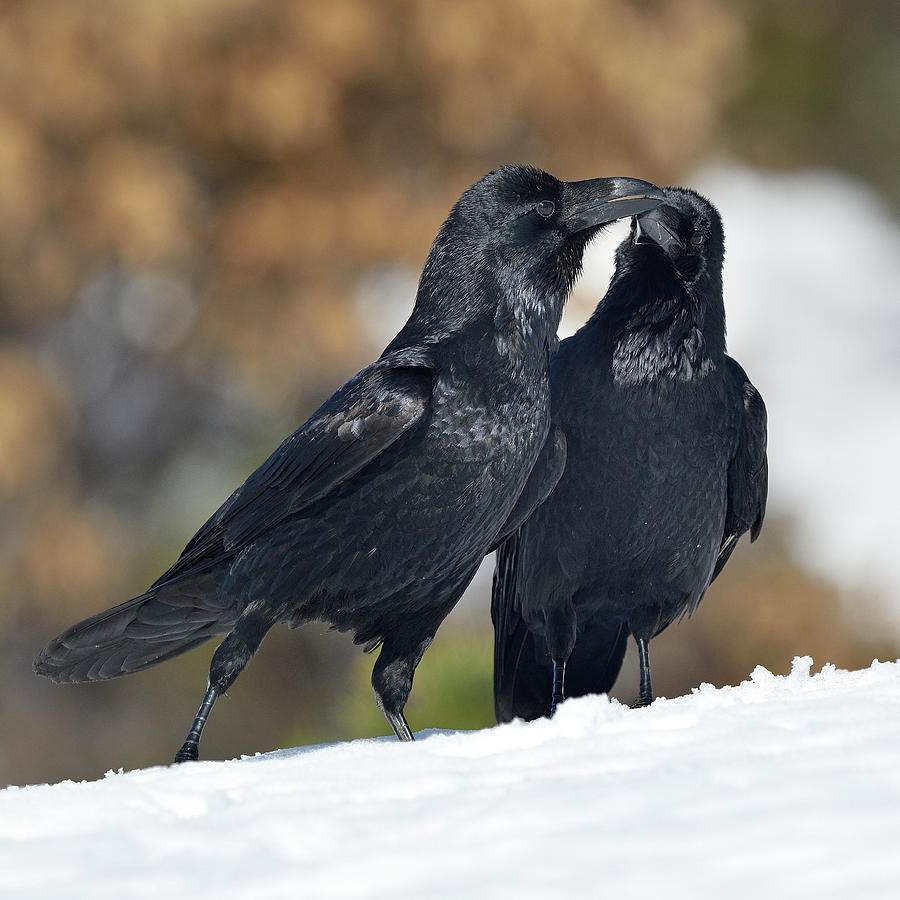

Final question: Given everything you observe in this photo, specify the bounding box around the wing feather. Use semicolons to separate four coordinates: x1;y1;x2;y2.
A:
151;349;435;588
711;356;768;582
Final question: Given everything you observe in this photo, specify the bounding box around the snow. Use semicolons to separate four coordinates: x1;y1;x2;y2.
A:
573;165;900;618
4;658;900;899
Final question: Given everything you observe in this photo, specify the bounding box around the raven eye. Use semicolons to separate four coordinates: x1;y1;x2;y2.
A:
690;232;704;247
535;200;556;218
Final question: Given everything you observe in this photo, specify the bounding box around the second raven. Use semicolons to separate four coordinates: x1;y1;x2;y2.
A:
493;188;768;722
35;166;664;761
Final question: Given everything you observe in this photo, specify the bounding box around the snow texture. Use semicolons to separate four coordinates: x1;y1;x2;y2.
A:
3;658;899;899
574;165;900;617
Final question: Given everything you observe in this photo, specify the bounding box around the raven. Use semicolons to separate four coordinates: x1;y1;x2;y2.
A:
35;166;664;761
492;187;768;722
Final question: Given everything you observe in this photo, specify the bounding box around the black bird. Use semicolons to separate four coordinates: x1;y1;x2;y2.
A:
492;187;768;722
35;166;665;761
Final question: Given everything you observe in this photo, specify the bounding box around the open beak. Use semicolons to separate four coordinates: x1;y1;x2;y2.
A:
562;177;666;233
633;205;684;256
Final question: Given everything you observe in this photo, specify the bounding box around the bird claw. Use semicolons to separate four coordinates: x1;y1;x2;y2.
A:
173;742;199;763
385;709;415;742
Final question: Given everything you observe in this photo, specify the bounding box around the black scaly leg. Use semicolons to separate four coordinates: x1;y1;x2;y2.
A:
633;636;653;708
545;597;576;719
372;640;425;744
550;657;566;717
372;620;453;743
174;688;218;762
173;604;275;763
383;709;415;743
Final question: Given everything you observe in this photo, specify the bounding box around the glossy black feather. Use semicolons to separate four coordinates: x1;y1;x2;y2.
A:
489;425;567;554
493;187;768;721
35;358;433;682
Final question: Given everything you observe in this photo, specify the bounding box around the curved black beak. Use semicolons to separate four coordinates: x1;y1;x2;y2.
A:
633;205;684;256
561;177;666;234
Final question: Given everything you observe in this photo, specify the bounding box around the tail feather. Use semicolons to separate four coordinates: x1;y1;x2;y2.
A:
495;623;552;723
496;613;629;723
564;617;628;702
494;614;535;723
34;575;238;684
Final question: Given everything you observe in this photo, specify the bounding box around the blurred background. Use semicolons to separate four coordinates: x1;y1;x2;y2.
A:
1;0;897;786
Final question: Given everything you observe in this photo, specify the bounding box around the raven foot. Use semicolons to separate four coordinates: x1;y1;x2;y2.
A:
384;709;415;742
173;686;218;764
174;742;200;763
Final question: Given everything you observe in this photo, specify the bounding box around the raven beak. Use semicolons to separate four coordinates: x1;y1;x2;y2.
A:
562;177;666;233
633;205;684;255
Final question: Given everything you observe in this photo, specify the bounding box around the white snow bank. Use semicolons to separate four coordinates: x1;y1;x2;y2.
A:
574;165;900;617
3;658;899;899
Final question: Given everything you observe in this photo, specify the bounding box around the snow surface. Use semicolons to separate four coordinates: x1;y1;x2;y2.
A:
4;658;899;899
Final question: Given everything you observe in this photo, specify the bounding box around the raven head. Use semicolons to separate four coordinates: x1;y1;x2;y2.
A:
606;186;727;370
629;187;724;288
413;165;664;347
468;165;664;292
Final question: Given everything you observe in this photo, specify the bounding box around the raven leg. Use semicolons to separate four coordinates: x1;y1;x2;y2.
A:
544;597;577;718
174;604;275;763
550;658;566;717
382;708;414;742
632;636;653;708
174;687;219;763
371;566;480;740
372;632;435;742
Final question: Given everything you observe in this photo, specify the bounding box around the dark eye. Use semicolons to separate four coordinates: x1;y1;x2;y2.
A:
690;232;704;247
535;200;556;218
